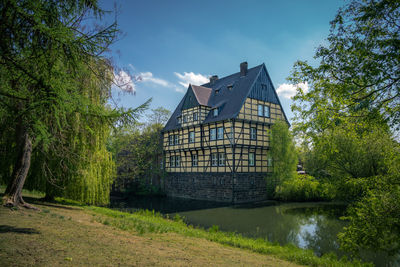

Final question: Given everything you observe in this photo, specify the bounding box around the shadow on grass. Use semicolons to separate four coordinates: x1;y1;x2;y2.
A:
0;193;82;211
0;225;40;234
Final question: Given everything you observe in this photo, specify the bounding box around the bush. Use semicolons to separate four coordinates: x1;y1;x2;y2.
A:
274;175;334;201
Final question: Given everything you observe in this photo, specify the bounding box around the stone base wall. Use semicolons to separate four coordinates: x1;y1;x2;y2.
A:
165;172;268;203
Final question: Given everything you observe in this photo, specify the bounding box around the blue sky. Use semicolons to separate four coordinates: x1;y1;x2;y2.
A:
102;0;345;122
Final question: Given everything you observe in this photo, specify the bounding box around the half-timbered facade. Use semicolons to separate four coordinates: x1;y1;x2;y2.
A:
162;62;288;203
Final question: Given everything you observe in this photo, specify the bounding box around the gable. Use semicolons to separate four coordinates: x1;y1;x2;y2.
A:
248;66;279;104
181;86;200;110
245;65;289;124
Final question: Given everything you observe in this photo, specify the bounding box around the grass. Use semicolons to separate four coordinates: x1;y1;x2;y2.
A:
85;206;370;267
0;201;302;266
0;187;372;266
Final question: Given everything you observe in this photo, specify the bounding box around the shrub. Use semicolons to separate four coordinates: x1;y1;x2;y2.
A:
274;175;334;201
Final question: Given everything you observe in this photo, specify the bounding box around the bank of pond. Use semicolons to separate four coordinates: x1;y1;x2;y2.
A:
109;195;399;267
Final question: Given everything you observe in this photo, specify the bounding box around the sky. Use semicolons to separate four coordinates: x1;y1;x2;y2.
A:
100;0;345;123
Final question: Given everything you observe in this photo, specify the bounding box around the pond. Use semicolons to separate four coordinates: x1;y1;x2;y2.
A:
109;195;398;267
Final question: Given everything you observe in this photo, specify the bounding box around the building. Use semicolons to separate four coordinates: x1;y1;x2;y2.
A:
162;62;288;203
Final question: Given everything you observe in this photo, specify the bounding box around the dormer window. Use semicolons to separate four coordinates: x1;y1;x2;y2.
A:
227;84;233;90
215;89;220;95
193;112;198;121
213;108;219;117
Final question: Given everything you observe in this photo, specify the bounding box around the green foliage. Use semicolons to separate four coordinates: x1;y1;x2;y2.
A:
303;123;394;181
275;175;335;202
108;109;168;195
0;0;148;205
286;0;400;256
289;0;400;130
87;206;368;267
147;107;171;126
268;120;297;194
338;175;400;256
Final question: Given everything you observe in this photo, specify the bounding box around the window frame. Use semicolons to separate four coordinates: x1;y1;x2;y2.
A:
249;152;255;166
217;127;224;140
210;128;217;141
170;156;175;167
174;134;179;145
213;108;219;117
192;154;198;167
264;105;270;118
175;156;181;167
250;127;257;140
218;153;225;166
211;153;218;166
193;112;198;121
258;104;264;116
169;135;174;145
189;131;195;143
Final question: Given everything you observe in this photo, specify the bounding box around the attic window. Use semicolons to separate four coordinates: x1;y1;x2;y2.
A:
227;84;233;90
215;89;220;95
177;116;182;124
213;108;219;117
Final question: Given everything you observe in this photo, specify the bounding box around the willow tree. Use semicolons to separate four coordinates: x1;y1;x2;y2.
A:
268;120;298;195
0;0;144;208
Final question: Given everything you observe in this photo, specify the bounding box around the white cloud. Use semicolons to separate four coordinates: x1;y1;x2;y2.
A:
174;72;209;89
139;72;170;87
276;82;309;99
113;70;135;93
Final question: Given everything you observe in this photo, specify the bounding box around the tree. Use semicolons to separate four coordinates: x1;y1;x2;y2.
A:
147;107;171;126
268;120;298;194
109;109;169;195
287;0;400;255
289;0;400;134
0;0;145;208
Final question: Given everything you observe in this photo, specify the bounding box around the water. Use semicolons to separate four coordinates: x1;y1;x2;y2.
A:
110;195;398;266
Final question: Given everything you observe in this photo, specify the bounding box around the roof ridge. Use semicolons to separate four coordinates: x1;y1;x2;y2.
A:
201;64;264;87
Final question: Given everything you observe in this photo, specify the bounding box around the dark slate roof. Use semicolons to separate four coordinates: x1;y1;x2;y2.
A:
163;63;288;132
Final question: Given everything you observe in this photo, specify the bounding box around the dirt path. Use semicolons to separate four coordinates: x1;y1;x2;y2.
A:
0;203;302;266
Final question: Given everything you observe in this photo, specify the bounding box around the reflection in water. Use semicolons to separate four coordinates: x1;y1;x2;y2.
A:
110;196;398;267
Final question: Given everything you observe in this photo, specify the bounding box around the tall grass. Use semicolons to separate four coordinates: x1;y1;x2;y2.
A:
87;206;370;267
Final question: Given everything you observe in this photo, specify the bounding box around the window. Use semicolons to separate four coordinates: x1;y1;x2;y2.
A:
258;104;263;116
217;127;224;140
192;154;198;166
174;135;179;145
169;135;174;145
213;108;219;117
176;156;181;167
249;153;255;166
193;112;198;121
211;153;218;166
210;128;216;141
264;105;270;118
170;156;175;167
229;126;234;141
250;127;257;140
218;153;225;166
183;115;187;123
177;116;182;124
189;131;195;143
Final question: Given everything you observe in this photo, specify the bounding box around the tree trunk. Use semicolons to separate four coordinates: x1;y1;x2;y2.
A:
3;128;38;210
